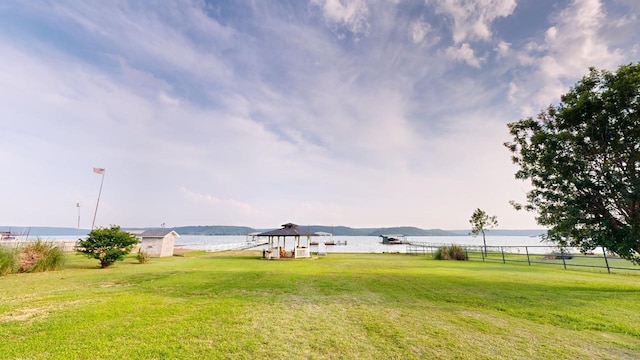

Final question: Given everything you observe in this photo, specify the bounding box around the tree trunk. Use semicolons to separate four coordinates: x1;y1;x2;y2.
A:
482;229;487;257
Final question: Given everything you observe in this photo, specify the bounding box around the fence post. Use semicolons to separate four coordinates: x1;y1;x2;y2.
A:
501;247;506;264
525;246;531;266
602;247;611;274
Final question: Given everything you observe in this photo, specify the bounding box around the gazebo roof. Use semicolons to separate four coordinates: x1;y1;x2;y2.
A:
257;223;318;237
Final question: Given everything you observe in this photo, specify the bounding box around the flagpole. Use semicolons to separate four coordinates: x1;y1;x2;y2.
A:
91;169;105;230
76;203;81;236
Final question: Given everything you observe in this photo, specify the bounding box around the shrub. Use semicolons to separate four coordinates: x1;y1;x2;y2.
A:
0;247;18;276
448;244;468;260
77;225;139;268
19;240;65;273
433;244;468;261
137;250;150;264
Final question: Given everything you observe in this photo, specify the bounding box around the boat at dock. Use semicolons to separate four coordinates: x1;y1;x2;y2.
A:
379;234;408;245
311;232;335;245
1;230;27;241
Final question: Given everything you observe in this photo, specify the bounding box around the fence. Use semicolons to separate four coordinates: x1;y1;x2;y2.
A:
0;241;79;252
406;242;640;274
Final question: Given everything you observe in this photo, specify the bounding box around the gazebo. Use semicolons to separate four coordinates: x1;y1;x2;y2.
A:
257;223;317;259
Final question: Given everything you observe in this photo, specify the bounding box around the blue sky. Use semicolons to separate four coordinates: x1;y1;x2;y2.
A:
1;0;639;230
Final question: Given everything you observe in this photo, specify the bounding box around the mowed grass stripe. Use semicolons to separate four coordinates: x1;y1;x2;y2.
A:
0;251;638;359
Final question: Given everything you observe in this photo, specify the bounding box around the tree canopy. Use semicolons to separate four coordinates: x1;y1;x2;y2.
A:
469;208;498;256
77;225;139;268
505;62;640;264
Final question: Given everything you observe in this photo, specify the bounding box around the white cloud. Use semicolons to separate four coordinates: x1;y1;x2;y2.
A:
495;40;510;57
409;19;431;44
505;0;629;111
158;92;181;106
507;81;518;103
311;0;371;36
180;187;256;214
445;43;482;68
433;0;517;43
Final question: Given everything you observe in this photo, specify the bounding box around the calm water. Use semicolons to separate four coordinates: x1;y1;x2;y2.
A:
17;234;565;254
174;235;561;254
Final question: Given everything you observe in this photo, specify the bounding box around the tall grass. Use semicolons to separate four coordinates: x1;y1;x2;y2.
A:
136;250;150;264
0;247;17;275
0;240;65;275
433;244;467;260
22;240;65;272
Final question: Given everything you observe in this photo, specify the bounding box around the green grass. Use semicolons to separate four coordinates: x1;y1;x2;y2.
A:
1;251;639;359
469;250;640;274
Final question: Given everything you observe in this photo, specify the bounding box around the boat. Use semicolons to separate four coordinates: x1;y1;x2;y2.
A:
312;232;335;245
379;234;408;245
1;229;27;241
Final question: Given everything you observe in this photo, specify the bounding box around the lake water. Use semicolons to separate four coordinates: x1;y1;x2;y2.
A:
15;234;567;254
174;235;562;254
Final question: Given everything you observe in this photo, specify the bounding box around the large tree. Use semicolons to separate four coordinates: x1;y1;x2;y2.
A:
77;225;139;268
505;62;640;264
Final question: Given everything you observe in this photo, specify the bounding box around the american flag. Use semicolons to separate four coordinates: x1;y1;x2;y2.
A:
93;167;105;174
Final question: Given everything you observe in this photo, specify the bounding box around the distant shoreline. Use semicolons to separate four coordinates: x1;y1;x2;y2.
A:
1;225;547;237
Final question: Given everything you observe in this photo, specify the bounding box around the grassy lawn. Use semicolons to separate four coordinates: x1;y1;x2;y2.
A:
469;250;640;275
1;251;639;359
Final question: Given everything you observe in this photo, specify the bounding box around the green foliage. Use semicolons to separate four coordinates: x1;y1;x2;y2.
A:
0;247;18;275
469;208;497;256
505;62;640;264
136;250;150;264
469;208;498;236
20;240;65;273
77;225;139;268
433;245;468;260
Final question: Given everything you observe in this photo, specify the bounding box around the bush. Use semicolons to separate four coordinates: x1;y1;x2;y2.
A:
20;240;65;273
0;247;18;276
0;241;65;275
433;244;468;261
136;250;150;264
77;225;139;268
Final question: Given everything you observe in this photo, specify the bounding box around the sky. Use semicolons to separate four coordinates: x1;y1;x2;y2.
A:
1;0;639;230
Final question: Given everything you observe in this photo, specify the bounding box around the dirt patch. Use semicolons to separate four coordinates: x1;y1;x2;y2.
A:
208;250;262;257
0;300;91;324
0;307;45;323
172;248;199;256
18;249;41;272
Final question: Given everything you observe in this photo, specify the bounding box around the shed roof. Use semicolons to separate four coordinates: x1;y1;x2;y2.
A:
257;223;317;237
140;229;179;237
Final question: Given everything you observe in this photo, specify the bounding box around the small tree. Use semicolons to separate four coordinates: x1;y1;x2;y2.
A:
469;208;498;256
77;225;138;268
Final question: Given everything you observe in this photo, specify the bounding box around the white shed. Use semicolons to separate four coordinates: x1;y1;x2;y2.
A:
139;229;179;257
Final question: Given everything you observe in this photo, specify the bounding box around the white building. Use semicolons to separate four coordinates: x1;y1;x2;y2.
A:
138;229;179;257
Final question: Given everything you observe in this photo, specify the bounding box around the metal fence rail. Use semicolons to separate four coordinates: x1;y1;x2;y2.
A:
406;243;640;274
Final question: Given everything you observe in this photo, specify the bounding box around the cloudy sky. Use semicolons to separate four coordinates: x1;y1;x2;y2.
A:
1;0;639;230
